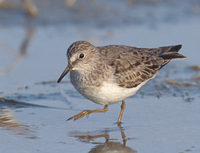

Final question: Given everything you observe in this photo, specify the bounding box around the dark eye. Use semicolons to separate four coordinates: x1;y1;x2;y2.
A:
79;53;84;59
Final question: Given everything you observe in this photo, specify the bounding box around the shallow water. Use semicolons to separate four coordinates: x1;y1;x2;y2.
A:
0;1;200;153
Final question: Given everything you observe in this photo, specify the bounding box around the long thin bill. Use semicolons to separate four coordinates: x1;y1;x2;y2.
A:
57;65;71;83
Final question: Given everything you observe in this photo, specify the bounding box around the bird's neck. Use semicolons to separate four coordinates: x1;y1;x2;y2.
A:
78;62;103;75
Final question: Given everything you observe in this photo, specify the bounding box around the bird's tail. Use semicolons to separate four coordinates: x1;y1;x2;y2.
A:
158;45;186;69
159;44;186;60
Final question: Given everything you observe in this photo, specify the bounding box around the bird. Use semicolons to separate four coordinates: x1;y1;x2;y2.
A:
57;41;186;125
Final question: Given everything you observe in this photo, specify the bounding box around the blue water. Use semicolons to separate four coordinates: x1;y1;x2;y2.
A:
0;1;200;153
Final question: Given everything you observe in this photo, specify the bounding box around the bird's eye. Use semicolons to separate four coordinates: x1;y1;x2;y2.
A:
79;53;84;59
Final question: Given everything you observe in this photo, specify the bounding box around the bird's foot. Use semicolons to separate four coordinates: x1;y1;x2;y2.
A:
67;105;109;121
67;110;92;121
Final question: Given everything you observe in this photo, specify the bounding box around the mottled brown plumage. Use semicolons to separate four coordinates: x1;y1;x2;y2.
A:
98;44;184;88
57;41;186;124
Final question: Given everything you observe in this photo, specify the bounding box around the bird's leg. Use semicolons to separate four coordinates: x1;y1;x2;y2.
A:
67;105;108;121
117;100;126;125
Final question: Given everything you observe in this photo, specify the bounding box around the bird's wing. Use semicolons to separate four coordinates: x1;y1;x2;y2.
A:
105;47;165;88
98;45;185;88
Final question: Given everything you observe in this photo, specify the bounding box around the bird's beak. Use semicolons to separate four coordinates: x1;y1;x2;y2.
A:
57;65;72;83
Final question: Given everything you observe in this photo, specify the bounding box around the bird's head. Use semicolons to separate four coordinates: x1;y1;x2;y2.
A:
57;41;97;83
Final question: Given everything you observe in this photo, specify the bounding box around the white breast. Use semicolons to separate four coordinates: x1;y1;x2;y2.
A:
90;80;149;105
70;70;155;106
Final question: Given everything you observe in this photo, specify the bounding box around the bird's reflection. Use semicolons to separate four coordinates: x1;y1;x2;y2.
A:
69;125;137;153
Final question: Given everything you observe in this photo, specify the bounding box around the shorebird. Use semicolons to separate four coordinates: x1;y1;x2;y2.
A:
57;41;185;125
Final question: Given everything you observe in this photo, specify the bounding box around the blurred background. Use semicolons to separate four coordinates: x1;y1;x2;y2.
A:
0;0;200;153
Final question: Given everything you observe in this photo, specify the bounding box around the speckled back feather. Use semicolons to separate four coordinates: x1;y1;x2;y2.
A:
98;44;185;88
